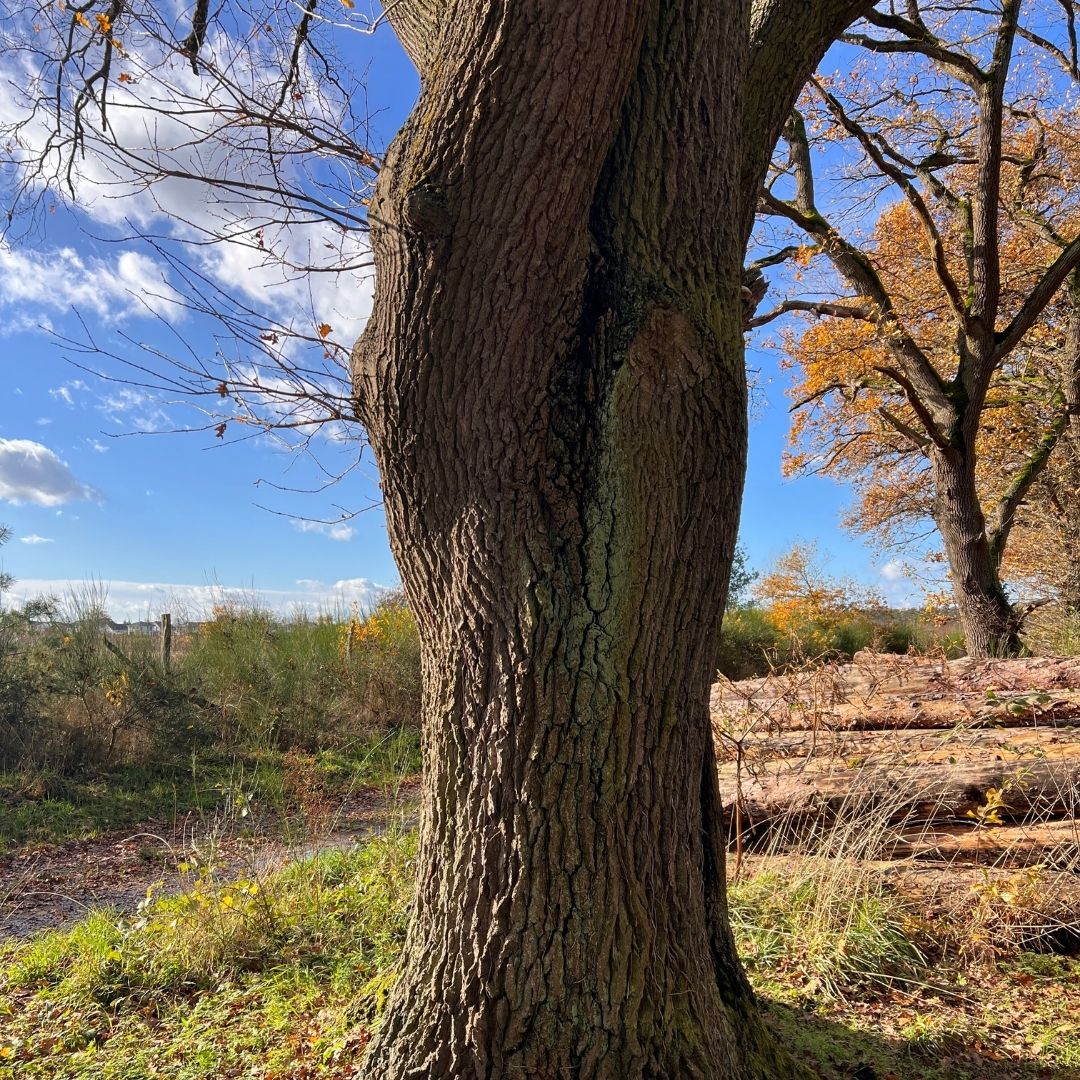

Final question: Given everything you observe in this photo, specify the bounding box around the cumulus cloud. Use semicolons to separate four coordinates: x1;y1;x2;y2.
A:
0;439;99;506
880;560;906;582
291;519;355;542
0;244;184;324
19;534;54;544
8;577;390;621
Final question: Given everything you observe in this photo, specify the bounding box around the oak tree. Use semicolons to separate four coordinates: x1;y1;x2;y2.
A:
4;0;872;1074
349;4;876;1074
751;0;1080;656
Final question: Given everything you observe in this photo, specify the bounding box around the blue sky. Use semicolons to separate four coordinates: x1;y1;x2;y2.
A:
0;14;918;620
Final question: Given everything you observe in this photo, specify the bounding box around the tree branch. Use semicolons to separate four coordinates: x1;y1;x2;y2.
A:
987;403;1073;561
746;244;806;273
811;78;971;332
965;0;1021;366
843;7;986;86
746;298;871;328
758;183;953;421
877;405;932;449
995;233;1080;358
743;0;872;230
872;365;952;449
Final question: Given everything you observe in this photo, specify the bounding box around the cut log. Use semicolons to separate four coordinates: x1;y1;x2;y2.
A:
884;818;1080;867
720;757;1080;848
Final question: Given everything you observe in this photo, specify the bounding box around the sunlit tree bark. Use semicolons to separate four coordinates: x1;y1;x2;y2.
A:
350;0;866;1075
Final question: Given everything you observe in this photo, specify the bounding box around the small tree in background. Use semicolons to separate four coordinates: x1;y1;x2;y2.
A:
726;544;759;611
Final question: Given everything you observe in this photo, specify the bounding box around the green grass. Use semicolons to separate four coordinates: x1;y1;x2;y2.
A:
728;866;927;1000
0;765;230;853
3;837;1079;1078
0;833;416;1077
0;728;421;852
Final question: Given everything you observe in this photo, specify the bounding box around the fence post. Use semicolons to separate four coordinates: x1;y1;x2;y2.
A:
161;612;172;669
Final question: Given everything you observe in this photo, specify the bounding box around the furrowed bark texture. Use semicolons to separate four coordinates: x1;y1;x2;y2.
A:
352;1;865;1075
931;446;1021;657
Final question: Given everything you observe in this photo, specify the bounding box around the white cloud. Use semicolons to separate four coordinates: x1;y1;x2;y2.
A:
880;560;906;582
0;25;374;348
87;439;109;453
19;534;54;544
0;312;55;338
97;387;171;432
0;244;184;324
291;519;355;542
7;577;390;621
50;380;88;407
0;439;99;506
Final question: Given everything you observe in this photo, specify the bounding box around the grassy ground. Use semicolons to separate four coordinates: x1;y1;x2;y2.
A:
2;832;1077;1078
730;864;1080;1078
0;835;415;1078
0;728;422;853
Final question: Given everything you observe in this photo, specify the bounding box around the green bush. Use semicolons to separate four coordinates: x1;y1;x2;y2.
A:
716;607;781;679
185;605;343;752
718;605;966;679
0;588;423;782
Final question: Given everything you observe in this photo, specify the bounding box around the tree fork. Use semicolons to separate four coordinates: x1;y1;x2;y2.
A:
352;0;868;1075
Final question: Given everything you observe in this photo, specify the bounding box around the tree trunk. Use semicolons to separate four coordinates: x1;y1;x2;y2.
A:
350;0;864;1075
1048;273;1080;616
931;447;1021;657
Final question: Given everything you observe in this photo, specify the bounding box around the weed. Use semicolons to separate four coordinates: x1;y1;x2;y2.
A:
0;833;416;1077
730;866;927;999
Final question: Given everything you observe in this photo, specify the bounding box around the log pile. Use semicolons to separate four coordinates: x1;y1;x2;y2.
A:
712;654;1080;867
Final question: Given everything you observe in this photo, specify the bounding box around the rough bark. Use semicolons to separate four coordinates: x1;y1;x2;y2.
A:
931;445;1021;657
351;1;867;1075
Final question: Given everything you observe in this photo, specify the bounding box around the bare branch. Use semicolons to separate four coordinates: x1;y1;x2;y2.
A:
747;298;872;328
811;77;971;332
843;7;986;86
758;184;953;420
995;234;1080;358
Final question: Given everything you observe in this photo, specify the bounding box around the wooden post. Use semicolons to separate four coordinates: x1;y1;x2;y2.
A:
160;613;172;670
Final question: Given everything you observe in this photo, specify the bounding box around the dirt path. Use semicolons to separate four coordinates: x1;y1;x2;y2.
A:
0;782;418;940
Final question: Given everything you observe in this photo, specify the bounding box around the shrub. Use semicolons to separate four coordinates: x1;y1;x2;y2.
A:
185;604;346;751
0;586;424;787
717;607;781;680
337;593;422;733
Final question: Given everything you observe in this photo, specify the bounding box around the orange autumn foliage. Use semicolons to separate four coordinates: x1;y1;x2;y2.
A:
784;113;1080;600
